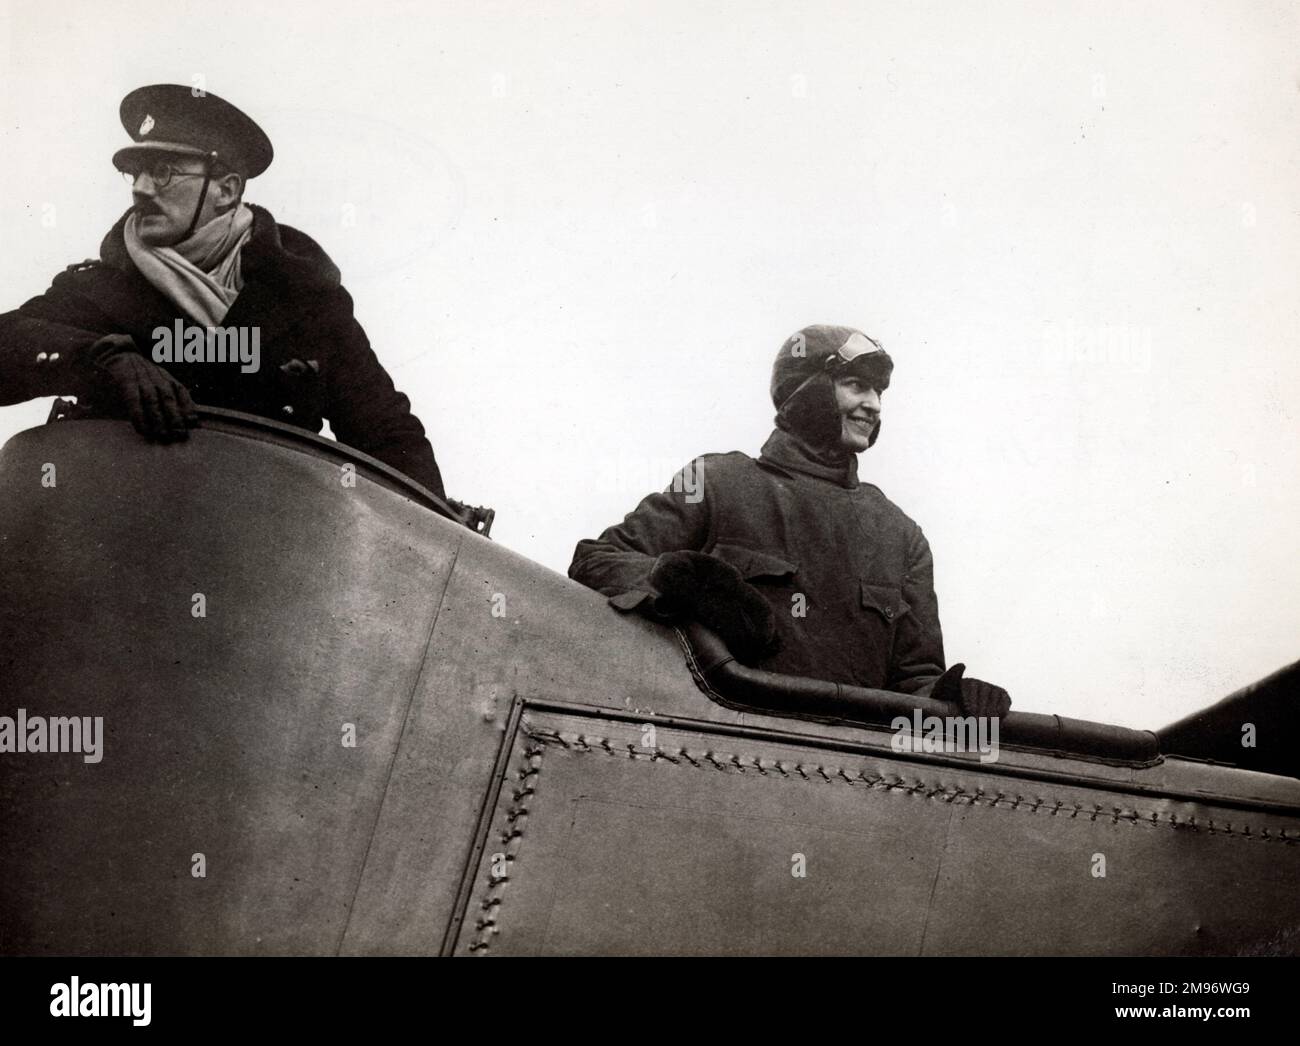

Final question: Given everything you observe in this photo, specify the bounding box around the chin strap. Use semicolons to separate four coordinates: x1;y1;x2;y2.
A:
775;373;852;460
165;150;219;247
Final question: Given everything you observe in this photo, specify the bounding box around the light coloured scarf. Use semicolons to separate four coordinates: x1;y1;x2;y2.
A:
124;203;255;326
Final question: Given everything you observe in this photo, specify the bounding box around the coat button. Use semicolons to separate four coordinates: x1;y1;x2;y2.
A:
282;405;294;415
35;352;48;362
884;607;894;619
49;352;60;362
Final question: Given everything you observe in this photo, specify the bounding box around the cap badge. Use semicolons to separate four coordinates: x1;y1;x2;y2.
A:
139;114;155;136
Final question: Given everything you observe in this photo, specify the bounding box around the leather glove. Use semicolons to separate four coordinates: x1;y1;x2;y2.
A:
650;550;778;665
931;663;1012;718
93;334;198;442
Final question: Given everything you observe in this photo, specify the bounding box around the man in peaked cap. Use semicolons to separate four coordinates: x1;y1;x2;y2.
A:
568;324;1012;717
0;84;447;499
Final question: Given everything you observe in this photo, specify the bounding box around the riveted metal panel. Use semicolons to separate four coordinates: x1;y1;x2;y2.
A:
456;710;1300;956
4;416;1298;957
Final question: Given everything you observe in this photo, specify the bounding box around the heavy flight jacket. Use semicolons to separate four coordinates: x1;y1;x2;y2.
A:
0;204;444;497
569;428;946;694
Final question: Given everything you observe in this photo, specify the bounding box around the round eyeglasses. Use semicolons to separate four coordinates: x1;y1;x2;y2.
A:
116;161;207;189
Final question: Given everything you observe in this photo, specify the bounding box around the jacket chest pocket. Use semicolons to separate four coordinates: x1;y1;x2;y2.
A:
860;581;910;626
854;580;912;685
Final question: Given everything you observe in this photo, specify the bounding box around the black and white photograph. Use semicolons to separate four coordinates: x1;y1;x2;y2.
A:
0;0;1296;1023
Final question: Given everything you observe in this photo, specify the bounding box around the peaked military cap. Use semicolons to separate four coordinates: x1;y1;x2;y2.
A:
112;84;273;178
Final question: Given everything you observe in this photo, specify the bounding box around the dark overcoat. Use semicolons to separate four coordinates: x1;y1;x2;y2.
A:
0;204;444;497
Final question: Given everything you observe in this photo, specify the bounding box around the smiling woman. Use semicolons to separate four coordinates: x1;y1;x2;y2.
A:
833;374;883;453
565;324;1007;708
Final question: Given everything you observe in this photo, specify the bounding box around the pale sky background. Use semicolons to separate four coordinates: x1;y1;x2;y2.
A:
1;0;1296;730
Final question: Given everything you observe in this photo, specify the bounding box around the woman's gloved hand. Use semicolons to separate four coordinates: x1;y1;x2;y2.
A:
650;550;778;665
931;662;1012;717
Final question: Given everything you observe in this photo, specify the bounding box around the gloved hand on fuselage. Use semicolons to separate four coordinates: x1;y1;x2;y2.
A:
93;333;198;442
930;662;1012;718
650;550;778;666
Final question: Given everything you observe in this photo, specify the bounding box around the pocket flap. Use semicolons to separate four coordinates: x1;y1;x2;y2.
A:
860;581;910;622
711;543;798;581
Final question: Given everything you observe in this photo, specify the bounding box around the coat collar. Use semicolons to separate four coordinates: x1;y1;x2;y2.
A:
758;428;859;489
100;203;342;292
